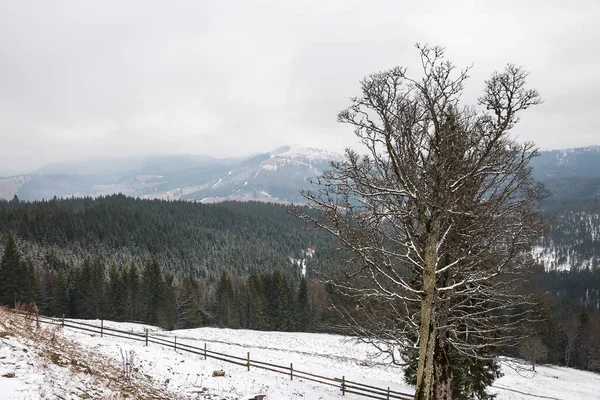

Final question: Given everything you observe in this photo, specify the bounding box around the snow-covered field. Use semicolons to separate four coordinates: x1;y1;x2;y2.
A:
3;312;600;399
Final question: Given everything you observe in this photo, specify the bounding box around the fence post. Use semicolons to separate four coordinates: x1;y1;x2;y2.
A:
247;352;250;371
145;329;148;347
62;314;65;327
204;343;207;360
174;336;177;352
100;320;104;338
387;387;390;400
290;363;293;380
341;376;345;396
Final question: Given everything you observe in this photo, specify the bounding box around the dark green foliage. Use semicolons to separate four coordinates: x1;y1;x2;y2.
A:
0;233;38;306
176;275;203;328
0;195;333;280
141;259;164;325
264;270;297;331
246;272;269;330
297;277;310;331
159;271;177;330
404;350;501;399
106;262;127;321
53;268;70;317
215;271;237;328
123;262;140;321
75;257;106;319
22;257;40;304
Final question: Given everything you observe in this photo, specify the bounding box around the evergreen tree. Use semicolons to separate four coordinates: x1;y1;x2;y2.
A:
123;262;140;321
297;277;310;331
53;268;70;317
247;272;269;330
106;262;126;321
76;257;106;319
22;257;40;304
0;233;27;306
176;274;203;328
270;270;296;331
140;259;164;324
215;271;237;327
159;271;177;330
236;281;249;329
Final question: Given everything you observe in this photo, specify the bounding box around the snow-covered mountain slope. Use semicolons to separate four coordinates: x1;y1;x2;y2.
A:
3;309;600;399
34;318;600;400
0;146;344;203
0;309;185;400
182;145;343;204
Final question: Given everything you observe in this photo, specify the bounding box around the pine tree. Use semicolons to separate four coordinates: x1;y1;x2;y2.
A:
123;262;140;321
53;268;70;317
270;270;296;331
140;259;164;324
176;274;203;328
22;257;40;304
0;233;26;306
76;257;106;319
297;277;310;331
247;272;269;330
215;271;237;327
106;262;126;321
159;271;177;330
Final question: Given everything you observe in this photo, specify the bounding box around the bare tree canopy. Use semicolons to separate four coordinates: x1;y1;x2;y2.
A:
296;44;546;400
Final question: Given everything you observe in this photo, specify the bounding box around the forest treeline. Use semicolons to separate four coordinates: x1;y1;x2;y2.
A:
0;231;332;332
0;194;336;279
1;195;600;374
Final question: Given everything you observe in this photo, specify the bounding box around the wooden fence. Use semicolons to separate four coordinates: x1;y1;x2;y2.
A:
8;309;413;400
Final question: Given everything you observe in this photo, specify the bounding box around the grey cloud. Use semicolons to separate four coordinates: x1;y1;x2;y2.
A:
1;0;598;175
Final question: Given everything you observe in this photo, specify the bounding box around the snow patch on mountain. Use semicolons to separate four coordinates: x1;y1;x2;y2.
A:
271;145;344;162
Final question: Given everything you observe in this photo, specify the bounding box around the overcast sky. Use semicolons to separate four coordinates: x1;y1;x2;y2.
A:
1;0;598;175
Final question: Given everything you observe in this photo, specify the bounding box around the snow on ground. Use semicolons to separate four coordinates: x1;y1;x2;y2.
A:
0;309;182;400
63;321;410;399
491;359;600;400
61;319;600;400
3;311;600;399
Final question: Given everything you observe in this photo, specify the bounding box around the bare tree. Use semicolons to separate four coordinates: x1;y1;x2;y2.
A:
520;337;548;372
586;314;600;371
559;316;581;367
295;45;545;400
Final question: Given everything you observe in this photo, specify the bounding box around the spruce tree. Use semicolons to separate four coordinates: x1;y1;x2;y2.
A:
247;272;269;330
54;268;70;317
0;233;26;306
215;271;237;327
177;274;203;328
76;257;106;319
297;277;310;331
106;262;126;321
271;270;296;331
159;271;177;330
22;257;40;304
140;259;164;324
123;262;140;321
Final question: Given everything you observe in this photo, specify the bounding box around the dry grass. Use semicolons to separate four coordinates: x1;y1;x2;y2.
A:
0;307;184;399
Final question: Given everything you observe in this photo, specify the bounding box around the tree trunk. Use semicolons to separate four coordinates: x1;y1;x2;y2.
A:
414;230;439;400
434;298;453;400
434;330;453;400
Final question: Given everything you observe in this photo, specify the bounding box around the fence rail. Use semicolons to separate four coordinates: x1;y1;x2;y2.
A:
7;308;413;400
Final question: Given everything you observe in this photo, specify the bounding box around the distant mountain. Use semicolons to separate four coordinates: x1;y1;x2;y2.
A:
531;146;600;204
179;145;343;204
531;146;600;181
0;146;343;203
526;146;600;271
